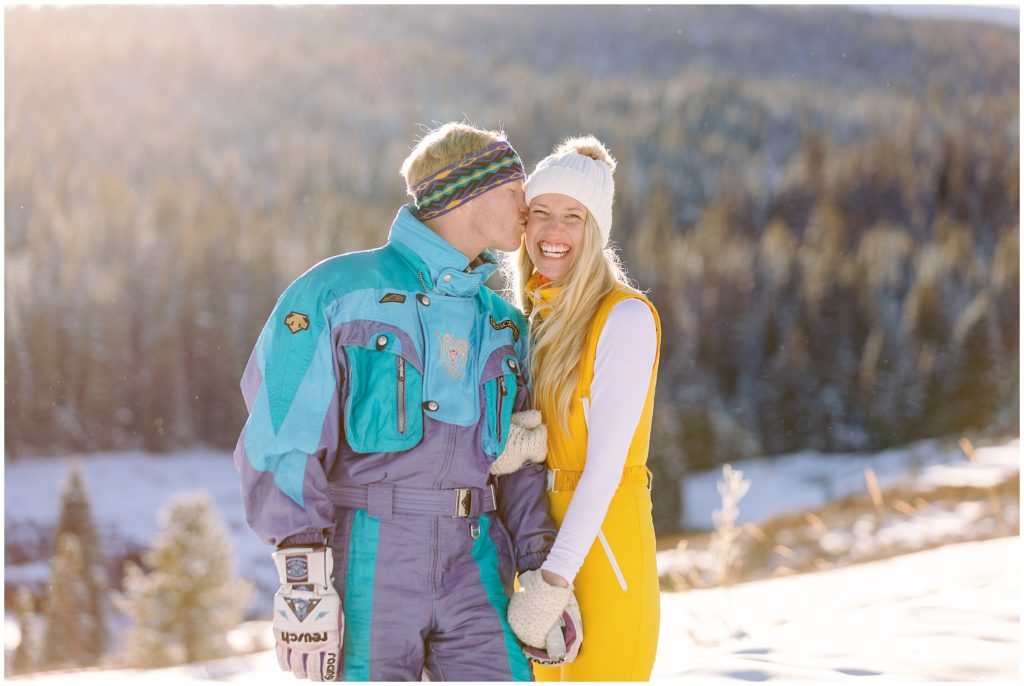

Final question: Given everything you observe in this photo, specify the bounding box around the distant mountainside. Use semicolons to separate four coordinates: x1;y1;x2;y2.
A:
8;5;1018;98
5;5;1018;531
402;4;1018;95
852;4;1019;28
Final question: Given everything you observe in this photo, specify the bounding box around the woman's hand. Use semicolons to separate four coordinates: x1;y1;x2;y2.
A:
507;569;583;665
541;568;569;588
488;410;548;475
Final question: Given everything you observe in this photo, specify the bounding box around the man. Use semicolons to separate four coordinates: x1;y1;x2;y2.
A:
234;122;580;681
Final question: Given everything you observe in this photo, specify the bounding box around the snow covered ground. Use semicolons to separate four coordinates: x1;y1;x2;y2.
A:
6;536;1019;683
4;448;280;609
659;437;1020;589
655;537;1019;683
4;438;1019;615
679;437;1020;530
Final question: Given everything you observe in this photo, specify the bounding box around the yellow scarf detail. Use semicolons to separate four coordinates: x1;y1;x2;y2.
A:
525;271;562;321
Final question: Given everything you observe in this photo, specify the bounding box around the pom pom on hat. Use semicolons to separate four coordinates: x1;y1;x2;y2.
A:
525;135;616;245
553;136;617;172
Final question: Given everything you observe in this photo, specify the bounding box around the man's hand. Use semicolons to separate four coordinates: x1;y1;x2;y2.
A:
272;547;343;681
507;569;583;665
489;410;548;475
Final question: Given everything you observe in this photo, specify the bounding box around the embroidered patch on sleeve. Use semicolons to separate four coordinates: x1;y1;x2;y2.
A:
489;315;520;342
284;311;310;334
379;293;407;304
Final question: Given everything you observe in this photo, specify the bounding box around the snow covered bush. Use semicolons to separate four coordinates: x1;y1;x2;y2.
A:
114;492;252;667
10;586;40;675
709;464;751;586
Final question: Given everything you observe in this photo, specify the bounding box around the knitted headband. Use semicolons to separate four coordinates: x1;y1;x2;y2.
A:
412;141;525;221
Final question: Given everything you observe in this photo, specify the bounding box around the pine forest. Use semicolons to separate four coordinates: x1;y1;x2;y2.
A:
5;6;1019;531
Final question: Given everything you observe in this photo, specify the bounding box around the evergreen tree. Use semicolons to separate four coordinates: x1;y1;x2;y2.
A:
52;461;108;660
859;324;924;445
947;293;1003;430
115;492;252;667
41;533;92;669
11;586;39;675
647;404;687;531
901;251;957;437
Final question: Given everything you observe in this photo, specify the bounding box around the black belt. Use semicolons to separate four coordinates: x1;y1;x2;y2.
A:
329;482;498;519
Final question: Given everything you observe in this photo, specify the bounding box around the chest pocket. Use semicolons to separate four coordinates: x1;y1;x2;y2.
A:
342;331;424;453
481;355;520;458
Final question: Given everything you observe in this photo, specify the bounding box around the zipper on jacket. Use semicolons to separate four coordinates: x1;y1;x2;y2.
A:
496;376;508;443
397;357;407;434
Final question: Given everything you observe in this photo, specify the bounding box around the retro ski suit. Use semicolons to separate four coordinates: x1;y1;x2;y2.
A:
235;205;556;681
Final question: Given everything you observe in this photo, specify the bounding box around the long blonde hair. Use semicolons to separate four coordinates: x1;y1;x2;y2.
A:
507;139;638;433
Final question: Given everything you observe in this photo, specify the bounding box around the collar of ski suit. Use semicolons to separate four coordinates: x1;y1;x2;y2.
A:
388;204;498;298
526;271;562;320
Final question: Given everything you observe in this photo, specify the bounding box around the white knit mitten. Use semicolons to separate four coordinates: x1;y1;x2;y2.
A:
508;569;569;648
522;591;582;666
488;410;548;476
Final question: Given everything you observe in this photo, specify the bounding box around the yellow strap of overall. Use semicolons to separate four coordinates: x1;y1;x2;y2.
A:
527;275;662;485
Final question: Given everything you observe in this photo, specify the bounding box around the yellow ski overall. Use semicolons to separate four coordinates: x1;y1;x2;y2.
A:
529;278;661;681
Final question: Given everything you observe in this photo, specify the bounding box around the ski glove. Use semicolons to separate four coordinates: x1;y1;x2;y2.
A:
272;546;343;681
507;569;583;666
489;410;548;476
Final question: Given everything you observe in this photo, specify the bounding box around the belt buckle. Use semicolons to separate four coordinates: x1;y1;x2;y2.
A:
546;468;560;494
454;487;472;518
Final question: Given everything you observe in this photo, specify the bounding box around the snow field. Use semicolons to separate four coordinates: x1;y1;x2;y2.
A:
5;537;1018;682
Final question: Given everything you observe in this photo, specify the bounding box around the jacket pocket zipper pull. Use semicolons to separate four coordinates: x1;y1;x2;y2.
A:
496;376;507;443
397;357;407;434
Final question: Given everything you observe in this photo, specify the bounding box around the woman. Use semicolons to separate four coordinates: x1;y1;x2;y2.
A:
510;136;661;680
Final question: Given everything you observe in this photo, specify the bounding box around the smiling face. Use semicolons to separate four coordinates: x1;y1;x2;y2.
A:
525;193;588;283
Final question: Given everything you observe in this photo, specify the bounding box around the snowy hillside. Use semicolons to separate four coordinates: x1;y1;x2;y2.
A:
6;537;1019;682
4;448;279;612
679;437;1020;530
4;438;1019;616
659;437;1019;590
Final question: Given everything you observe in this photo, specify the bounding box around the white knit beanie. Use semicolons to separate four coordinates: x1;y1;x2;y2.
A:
524;142;615;245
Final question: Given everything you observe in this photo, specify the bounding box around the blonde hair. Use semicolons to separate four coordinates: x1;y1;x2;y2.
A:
508;138;636;433
400;122;506;199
